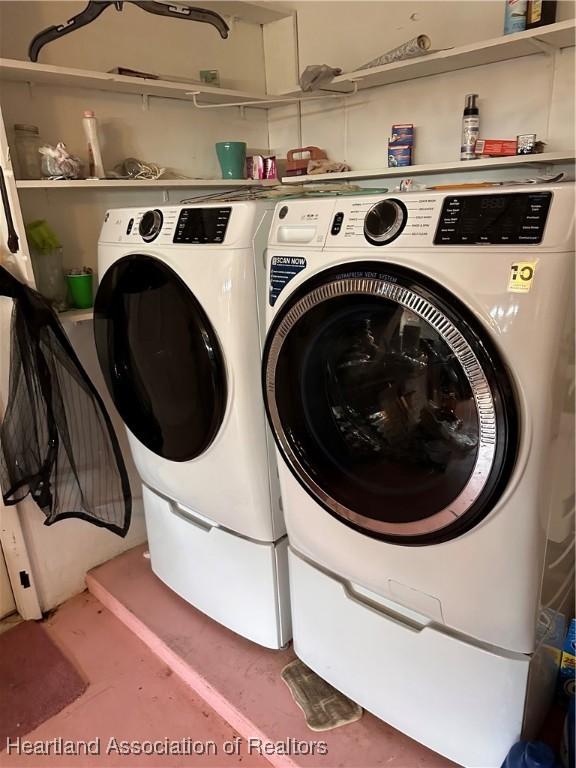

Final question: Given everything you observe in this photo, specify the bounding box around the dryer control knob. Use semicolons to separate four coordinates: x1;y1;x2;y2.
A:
139;209;163;242
364;199;407;245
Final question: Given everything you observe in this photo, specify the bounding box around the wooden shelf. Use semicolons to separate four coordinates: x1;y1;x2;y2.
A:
59;308;93;324
200;2;293;25
0;57;270;106
3;21;574;109
280;152;575;184
280;20;576;97
16;178;277;190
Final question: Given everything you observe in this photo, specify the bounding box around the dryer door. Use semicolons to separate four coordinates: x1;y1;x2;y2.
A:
94;254;227;462
263;262;518;545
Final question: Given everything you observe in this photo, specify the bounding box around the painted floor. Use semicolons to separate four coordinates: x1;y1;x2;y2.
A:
1;548;567;768
1;592;270;767
87;546;457;768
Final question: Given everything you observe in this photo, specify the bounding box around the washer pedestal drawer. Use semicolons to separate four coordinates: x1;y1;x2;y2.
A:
289;548;530;768
143;484;291;649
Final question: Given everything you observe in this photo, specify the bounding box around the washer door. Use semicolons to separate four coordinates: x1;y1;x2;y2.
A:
94;255;227;462
263;262;518;545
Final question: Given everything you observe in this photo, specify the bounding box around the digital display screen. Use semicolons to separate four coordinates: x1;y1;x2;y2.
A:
434;192;552;245
173;207;232;244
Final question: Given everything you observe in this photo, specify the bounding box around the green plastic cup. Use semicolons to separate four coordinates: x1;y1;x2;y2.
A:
66;273;93;309
215;141;246;179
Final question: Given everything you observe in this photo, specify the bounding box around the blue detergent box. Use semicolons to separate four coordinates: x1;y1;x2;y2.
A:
388;123;414;167
537;608;566;656
563;618;576;654
390;123;414;146
388;145;412;167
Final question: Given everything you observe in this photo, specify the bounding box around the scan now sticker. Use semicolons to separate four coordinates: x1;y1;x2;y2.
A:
508;261;538;293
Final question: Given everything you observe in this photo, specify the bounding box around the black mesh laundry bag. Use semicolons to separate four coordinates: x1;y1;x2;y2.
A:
0;266;131;536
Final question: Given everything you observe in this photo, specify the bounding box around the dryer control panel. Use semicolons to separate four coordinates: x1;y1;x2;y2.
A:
434;191;552;245
173;207;232;244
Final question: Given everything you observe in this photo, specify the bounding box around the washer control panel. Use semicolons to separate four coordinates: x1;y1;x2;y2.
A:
173;207;232;244
434;191;552;245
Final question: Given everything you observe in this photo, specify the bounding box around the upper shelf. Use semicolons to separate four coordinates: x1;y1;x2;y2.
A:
0;57;270;106
59;308;93;324
200;2;293;24
1;20;574;108
16;178;277;189
281;20;576;97
280;152;575;184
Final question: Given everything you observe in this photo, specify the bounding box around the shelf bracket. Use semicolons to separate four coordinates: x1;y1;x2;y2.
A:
141;93;150;111
527;37;557;56
187;87;356;111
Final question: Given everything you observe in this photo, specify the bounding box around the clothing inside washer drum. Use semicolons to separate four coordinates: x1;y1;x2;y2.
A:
0;266;131;536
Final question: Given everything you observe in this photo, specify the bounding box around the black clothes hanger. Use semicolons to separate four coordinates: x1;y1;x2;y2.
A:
0;167;19;255
29;0;229;62
0;266;132;536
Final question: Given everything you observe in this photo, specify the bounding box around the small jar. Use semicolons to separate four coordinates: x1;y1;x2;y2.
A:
30;246;68;310
14;123;42;179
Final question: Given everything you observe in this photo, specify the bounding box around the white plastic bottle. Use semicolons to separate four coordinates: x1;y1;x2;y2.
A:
82;109;105;178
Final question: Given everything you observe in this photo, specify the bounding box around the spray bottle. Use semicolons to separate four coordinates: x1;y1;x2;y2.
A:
460;94;480;161
82;110;105;178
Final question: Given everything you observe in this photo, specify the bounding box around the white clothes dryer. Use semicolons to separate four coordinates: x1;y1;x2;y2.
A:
96;202;290;649
262;185;574;764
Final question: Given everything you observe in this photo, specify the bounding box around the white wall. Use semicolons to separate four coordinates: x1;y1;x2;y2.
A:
1;81;270;190
0;0;271;191
0;545;16;619
268;1;575;174
0;1;267;91
289;0;575;73
0;1;271;274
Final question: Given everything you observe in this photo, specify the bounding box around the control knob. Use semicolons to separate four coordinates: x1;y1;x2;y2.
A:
139;209;163;242
364;199;407;245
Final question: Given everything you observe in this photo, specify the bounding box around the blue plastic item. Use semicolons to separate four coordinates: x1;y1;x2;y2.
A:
560;697;575;768
503;0;527;34
501;741;556;768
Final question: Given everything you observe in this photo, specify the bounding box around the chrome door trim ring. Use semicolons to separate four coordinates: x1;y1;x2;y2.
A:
265;276;497;537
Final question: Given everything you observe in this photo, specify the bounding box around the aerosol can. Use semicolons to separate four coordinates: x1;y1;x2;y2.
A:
460;94;480;161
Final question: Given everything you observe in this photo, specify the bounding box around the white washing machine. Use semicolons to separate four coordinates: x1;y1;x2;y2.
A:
95;201;290;649
262;185;575;765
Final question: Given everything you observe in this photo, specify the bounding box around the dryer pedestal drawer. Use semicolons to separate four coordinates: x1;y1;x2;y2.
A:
289;548;530;768
143;485;291;649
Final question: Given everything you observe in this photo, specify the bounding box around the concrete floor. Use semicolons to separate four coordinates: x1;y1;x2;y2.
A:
2;592;269;767
1;547;567;768
87;545;456;768
0;545;459;768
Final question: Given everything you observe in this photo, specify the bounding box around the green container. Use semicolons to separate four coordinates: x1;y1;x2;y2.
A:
66;273;93;309
215;141;246;179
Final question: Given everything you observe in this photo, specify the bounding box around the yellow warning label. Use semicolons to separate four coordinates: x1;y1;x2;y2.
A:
508;261;537;293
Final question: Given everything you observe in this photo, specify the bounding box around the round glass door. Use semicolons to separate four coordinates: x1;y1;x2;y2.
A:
263;262;518;545
94;255;227;462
